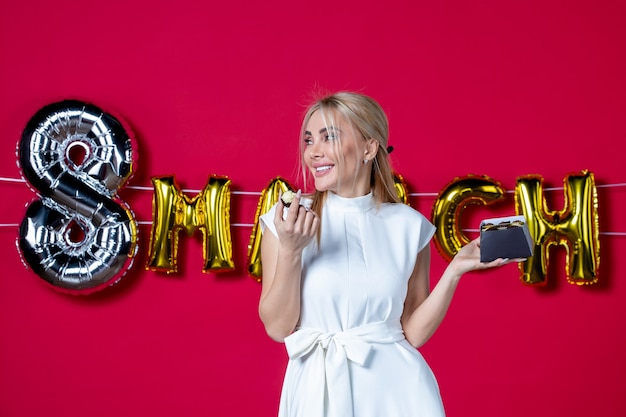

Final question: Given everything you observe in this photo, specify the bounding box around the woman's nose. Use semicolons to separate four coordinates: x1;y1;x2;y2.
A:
309;139;323;158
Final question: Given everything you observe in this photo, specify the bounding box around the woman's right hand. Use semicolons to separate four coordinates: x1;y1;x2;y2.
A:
274;190;319;253
260;190;319;342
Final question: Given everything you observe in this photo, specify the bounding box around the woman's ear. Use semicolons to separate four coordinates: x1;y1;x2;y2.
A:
364;138;379;161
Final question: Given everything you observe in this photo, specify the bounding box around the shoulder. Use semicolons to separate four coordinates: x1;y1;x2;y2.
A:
377;203;436;251
377;202;431;224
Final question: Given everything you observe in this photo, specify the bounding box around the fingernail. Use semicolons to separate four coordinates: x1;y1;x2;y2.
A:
499;258;509;265
296;189;302;198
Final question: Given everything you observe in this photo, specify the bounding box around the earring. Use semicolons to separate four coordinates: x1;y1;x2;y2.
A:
363;158;368;164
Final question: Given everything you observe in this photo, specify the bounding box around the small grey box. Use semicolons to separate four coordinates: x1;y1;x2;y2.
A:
480;215;533;262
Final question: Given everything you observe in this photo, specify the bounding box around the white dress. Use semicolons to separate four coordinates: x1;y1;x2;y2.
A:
261;191;445;417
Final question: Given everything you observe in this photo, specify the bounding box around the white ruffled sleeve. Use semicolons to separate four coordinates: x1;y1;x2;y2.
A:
259;203;279;238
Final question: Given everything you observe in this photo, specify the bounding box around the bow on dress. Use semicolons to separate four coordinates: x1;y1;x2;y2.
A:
284;320;405;417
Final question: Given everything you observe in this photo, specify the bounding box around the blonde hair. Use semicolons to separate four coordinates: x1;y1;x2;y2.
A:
298;91;400;217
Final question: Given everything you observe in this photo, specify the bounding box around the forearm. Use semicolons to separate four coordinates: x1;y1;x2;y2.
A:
259;247;304;342
402;267;463;348
402;237;514;348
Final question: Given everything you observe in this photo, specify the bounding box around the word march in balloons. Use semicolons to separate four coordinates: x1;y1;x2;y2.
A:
16;100;600;294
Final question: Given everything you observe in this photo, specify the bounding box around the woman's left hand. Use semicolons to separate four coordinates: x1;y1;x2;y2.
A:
448;237;526;276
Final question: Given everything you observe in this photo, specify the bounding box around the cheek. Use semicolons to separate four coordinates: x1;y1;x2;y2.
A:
340;139;359;159
327;145;338;160
342;146;360;167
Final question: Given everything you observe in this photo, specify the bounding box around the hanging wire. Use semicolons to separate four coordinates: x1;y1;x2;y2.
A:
0;176;625;234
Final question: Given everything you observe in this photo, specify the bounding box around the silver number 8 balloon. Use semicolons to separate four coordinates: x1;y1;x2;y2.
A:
17;100;138;294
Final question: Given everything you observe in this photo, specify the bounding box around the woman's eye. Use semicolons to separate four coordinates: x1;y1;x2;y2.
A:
304;137;313;145
326;134;337;141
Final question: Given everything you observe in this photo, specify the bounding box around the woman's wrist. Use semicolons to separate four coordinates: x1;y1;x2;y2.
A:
277;244;304;261
442;261;465;283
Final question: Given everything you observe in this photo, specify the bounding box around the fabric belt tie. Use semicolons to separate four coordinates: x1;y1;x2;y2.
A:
284;320;405;417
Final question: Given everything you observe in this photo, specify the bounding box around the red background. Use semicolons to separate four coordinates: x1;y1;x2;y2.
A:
1;1;625;416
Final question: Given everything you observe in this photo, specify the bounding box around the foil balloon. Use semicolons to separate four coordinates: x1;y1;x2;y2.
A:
146;176;234;274
431;175;506;261
247;177;295;282
393;173;409;205
515;170;599;285
17;100;138;294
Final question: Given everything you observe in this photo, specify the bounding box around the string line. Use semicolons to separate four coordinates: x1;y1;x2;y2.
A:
2;176;626;194
1;176;625;234
1;222;625;235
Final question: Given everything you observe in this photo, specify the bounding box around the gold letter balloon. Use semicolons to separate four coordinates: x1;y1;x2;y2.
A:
515;170;600;285
431;175;506;261
146;176;234;274
393;174;409;205
247;177;295;281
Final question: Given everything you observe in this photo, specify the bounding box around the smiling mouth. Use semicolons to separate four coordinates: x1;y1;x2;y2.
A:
316;165;333;173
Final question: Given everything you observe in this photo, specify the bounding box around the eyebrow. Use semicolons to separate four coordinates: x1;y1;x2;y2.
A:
304;126;343;135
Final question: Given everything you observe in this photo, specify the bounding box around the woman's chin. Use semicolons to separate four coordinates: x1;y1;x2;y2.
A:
313;179;333;193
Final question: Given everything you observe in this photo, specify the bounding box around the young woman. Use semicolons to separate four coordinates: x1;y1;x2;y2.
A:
259;92;517;417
